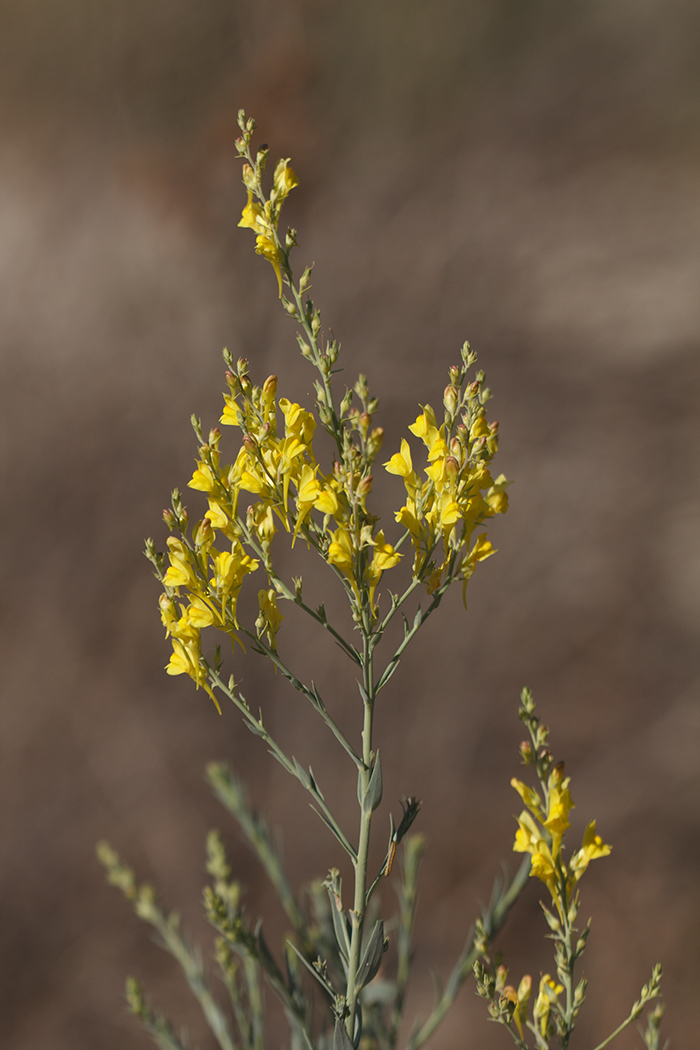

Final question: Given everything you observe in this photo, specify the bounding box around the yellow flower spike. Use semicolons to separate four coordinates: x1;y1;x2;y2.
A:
384;438;414;478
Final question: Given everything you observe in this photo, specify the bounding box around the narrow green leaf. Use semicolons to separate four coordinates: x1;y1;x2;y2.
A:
362;752;383;814
356;920;387;991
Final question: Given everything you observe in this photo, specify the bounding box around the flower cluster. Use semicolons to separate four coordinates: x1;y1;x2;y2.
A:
238;155;298;295
511;761;611;908
384;343;508;598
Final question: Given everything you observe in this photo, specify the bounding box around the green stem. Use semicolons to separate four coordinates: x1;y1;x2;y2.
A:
345;630;376;1040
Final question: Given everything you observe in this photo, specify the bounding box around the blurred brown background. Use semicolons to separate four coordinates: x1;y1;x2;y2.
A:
1;1;699;1047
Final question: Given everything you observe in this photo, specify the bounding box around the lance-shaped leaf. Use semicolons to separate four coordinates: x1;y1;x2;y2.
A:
356;920;388;991
362;752;383;814
333;1017;354;1050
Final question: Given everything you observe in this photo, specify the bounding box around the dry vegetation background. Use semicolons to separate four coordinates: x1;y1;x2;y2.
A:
1;1;699;1048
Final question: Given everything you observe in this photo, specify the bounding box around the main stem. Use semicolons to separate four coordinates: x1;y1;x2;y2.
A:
345;628;375;1041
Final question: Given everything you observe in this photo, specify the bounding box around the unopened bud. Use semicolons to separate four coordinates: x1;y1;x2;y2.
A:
237;357;249;376
448;365;460;385
357;475;373;498
242;164;256;189
443;385;458;415
262;375;278;399
468;380;480;397
243;434;256;452
519;741;534;764
496;965;508;992
450;437;461;456
367;426;384;451
489;420;499;433
208;427;221;447
445;456;459;479
162;509;175;528
550;761;565;785
359;411;371;434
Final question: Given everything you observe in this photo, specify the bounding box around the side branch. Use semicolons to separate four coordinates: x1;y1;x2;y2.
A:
404;856;531;1050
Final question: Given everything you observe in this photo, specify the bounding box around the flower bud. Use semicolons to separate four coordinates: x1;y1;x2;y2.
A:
208;427;221;448
357;475;373;498
163;509;176;529
359;411;371;435
242;164;256;190
519;740;534;764
242;434;256;452
468;380;480;397
449;365;460;386
236;357;249;377
367;426;384;452
262;375;278;399
445;456;459;480
550;761;565;785
443;385;458;416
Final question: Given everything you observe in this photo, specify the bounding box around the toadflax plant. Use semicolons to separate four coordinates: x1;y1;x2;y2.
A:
99;111;668;1050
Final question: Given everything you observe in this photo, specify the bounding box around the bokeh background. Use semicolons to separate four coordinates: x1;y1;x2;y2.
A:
1;1;699;1047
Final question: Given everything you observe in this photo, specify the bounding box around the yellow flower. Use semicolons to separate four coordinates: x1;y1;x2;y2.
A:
292;463;322;543
256;588;283;649
485;473;510;515
511;778;545;819
271;158;299;202
211;545;259;623
408;405;439;448
366;530;402;610
254;233;284;296
238;192;266;233
384;438;414;478
501;975;532;1038
188;464;217;494
512;808;541;854
163;538;197;589
544;777;574;857
220;395;243;427
327;526;355;581
279;399;317;446
165;637;221;713
533;974;564;1036
186;595;217;629
569;820;612;882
